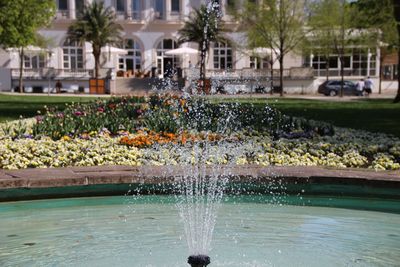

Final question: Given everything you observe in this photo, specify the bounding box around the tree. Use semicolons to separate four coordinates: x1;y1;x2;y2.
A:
309;0;356;97
354;0;398;97
237;0;307;96
0;0;55;92
67;1;123;80
306;0;339;81
391;0;400;102
178;4;225;93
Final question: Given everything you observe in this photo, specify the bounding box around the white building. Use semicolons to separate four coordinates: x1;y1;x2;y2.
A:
0;0;391;94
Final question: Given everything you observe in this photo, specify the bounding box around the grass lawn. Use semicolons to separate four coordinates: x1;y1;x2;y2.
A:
211;97;400;138
0;94;104;122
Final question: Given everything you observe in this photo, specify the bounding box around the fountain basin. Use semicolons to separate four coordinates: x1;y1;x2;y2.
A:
0;195;400;266
1;165;400;266
0;165;400;202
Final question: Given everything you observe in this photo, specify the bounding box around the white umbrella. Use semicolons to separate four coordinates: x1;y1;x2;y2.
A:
165;47;199;56
85;44;128;55
252;47;273;57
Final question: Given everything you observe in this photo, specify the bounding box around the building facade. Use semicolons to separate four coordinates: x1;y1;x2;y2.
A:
0;0;392;94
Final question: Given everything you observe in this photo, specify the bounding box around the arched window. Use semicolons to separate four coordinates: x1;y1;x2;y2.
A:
62;39;83;70
118;39;142;72
213;41;232;69
156;38;178;77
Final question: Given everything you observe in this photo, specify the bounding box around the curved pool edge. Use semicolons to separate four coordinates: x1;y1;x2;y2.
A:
1;165;399;202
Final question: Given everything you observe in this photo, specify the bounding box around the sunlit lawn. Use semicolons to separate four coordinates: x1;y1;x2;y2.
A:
212;97;400;138
0;94;104;122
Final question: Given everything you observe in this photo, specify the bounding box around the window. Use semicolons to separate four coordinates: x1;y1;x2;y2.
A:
351;49;372;76
328;57;338;68
312;56;326;70
132;0;141;19
58;0;68;10
171;0;180;13
118;39;142;71
213;42;233;69
155;0;164;18
75;0;84;16
342;56;351;69
62;39;83;70
250;56;269;69
23;54;45;69
156;39;178;76
383;64;398;80
116;0;125;12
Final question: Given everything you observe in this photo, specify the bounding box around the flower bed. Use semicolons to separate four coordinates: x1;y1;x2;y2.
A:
0;95;399;170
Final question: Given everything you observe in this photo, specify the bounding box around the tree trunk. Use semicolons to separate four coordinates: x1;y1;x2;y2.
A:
339;55;344;97
93;47;100;80
279;55;284;97
199;41;207;94
92;44;101;94
270;61;274;95
379;53;383;94
392;0;400;102
395;48;400;102
19;48;24;93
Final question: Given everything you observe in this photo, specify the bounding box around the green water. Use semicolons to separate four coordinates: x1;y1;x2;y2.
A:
0;195;399;267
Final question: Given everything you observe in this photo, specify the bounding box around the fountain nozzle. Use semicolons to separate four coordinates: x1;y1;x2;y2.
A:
187;255;210;267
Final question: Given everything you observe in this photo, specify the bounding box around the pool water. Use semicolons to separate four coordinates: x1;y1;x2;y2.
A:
0;195;399;267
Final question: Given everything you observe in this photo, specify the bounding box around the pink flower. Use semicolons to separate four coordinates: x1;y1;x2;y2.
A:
36;116;43;123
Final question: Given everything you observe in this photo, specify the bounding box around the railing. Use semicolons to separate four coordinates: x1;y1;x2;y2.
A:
11;68;93;79
313;68;375;77
197;68;313;80
131;11;142;20
152;11;184;21
115;11;126;20
55;10;70;20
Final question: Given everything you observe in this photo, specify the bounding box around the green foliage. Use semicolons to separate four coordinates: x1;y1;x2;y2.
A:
33;97;145;140
67;1;123;78
31;95;333;141
307;0;358;97
178;5;226;83
0;0;55;48
142;95;334;139
354;0;398;50
0;0;56;92
236;0;307;96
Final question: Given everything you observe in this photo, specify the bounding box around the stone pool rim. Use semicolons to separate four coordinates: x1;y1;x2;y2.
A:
0;165;399;202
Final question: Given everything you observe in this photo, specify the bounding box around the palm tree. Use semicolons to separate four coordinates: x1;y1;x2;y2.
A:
67;1;122;80
178;5;225;92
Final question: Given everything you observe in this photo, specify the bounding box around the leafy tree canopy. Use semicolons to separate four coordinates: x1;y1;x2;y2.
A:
67;1;123;79
0;0;55;48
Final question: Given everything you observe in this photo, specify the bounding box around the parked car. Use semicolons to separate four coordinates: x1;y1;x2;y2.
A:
318;80;359;96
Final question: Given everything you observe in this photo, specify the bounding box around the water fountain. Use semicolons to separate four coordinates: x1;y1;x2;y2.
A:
1;2;400;267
